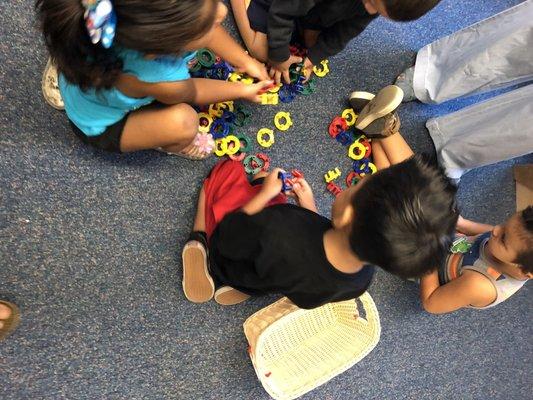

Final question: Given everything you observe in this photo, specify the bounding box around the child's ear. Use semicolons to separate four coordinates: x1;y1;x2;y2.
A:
333;204;355;229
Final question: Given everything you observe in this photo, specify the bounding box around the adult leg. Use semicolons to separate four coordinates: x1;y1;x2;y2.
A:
230;0;269;62
120;103;210;158
399;1;533;104
427;83;533;180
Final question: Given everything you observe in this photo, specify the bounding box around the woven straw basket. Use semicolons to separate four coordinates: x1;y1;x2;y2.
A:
243;292;381;400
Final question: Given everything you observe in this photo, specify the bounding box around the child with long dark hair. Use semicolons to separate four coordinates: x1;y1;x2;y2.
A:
37;0;271;158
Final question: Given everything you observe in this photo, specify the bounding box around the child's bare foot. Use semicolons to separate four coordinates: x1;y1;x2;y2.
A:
214;286;250;306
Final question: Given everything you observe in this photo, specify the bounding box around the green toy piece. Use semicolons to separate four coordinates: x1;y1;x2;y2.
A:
233;105;252;127
235;133;251;153
197;48;216;68
450;237;472;254
301;78;317;95
189;60;202;72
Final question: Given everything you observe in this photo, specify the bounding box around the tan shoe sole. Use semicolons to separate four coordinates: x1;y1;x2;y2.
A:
182;241;215;303
354;85;403;130
214;286;250;306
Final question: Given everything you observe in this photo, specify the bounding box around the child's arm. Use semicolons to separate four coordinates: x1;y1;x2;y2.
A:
265;1;311;83
116;75;272;105
206;26;269;81
306;16;375;66
456;215;494;236
291;178;317;213
242;168;284;215
420;269;497;314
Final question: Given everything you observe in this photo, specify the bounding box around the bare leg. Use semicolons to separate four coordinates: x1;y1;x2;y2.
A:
373;131;414;167
120;103;199;153
193;187;207;232
230;0;268;62
371;141;391;170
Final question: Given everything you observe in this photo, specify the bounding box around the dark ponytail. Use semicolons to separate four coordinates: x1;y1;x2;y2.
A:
36;0;123;89
36;0;217;90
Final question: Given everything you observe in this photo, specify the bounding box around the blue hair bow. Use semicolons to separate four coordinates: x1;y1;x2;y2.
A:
82;0;116;48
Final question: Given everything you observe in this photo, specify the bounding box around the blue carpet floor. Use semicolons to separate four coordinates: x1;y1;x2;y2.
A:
1;1;532;399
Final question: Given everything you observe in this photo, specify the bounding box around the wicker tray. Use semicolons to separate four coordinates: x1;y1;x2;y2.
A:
243;292;381;400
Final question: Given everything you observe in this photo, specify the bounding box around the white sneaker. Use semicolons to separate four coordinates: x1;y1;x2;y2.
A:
41;58;65;110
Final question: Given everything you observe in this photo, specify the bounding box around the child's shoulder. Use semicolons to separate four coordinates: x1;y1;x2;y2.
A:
116;48;196;83
458;269;497;306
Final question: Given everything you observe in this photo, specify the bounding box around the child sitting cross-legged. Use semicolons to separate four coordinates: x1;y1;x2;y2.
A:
37;0;271;158
180;86;458;308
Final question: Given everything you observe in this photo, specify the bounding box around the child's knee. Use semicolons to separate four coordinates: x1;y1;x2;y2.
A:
168;103;198;140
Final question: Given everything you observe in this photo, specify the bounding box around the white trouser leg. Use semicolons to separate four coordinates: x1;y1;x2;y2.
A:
427;84;533;179
413;0;533;104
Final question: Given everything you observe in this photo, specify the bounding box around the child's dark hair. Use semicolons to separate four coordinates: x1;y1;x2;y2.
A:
35;0;218;89
515;205;533;273
382;0;441;21
349;155;458;279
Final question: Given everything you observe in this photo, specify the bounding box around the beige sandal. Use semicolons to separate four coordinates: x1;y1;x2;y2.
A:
182;232;215;303
0;301;20;341
354;85;403;131
41;58;65;110
214;286;251;306
348;91;375;114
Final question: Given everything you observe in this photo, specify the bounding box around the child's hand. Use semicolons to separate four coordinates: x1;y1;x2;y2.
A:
302;57;314;82
240;80;275;103
237;58;269;81
260;168;284;200
269;55;304;84
291;178;317;212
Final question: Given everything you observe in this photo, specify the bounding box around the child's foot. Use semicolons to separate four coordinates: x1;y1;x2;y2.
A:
394;66;416;102
41;58;65;110
214;286;250;306
157;133;214;160
0;301;20;341
182;231;215;303
348;91;375;114
354;85;403;138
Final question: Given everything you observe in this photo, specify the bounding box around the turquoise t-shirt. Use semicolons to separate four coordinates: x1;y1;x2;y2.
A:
59;49;196;136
